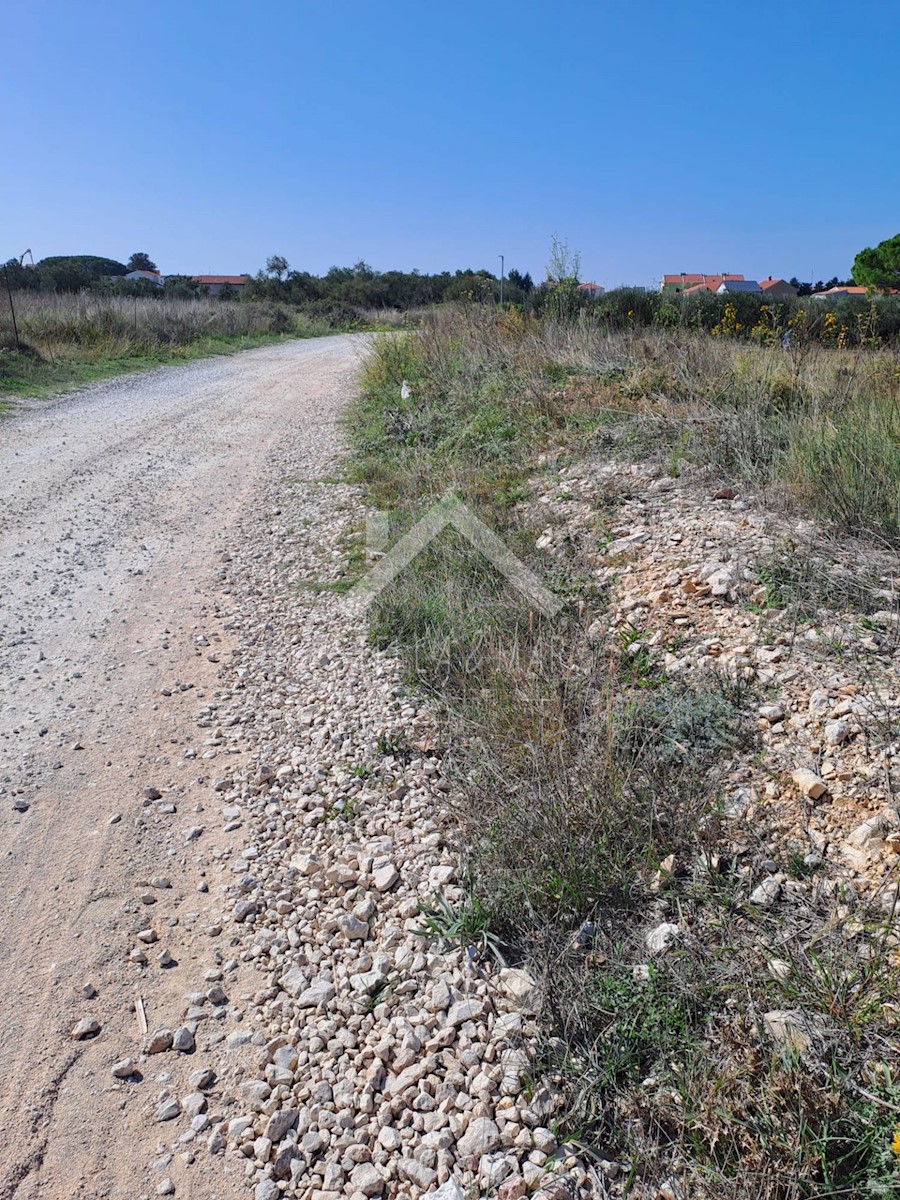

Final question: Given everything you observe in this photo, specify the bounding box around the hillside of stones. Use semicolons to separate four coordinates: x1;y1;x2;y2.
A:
529;453;900;899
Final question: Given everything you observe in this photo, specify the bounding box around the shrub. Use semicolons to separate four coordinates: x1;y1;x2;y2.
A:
299;299;365;328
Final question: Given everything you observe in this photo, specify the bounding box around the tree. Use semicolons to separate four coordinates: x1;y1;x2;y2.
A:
2;258;40;291
546;236;580;285
852;233;900;291
507;268;534;293
545;236;581;319
35;255;127;291
266;254;289;281
127;252;158;272
162;275;200;298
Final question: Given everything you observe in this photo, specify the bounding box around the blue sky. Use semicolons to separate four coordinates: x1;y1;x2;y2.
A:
2;1;897;286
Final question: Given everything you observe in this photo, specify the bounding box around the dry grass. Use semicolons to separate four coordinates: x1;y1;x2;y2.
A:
419;307;900;543
0;291;307;360
0;292;345;399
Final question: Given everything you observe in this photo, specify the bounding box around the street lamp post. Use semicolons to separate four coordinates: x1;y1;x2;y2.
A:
498;254;504;306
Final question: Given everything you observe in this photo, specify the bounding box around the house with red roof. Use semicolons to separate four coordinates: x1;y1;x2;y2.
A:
191;274;251;296
810;285;871;299
759;277;798;297
661;273;744;294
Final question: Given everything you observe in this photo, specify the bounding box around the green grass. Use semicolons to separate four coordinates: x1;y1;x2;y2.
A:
0;331;305;401
546;876;900;1198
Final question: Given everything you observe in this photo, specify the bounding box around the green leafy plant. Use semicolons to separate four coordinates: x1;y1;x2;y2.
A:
415;891;508;965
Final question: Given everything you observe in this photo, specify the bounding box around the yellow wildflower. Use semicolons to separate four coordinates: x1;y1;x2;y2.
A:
892;1125;900;1156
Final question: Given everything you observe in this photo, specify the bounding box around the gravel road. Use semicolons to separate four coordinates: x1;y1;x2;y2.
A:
0;338;367;1198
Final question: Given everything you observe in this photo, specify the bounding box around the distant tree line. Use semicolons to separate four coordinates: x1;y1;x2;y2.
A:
2;255;130;292
788;276;853;296
245;257;534;309
1;252;536;309
10;237;897;311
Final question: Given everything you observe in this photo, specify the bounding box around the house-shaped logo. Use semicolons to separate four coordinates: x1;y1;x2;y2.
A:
350;491;562;616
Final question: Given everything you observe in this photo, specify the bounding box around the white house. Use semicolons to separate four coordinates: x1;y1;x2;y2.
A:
124;270;163;287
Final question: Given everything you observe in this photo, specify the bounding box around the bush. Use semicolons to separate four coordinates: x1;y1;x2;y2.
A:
294;300;363;328
571;287;900;348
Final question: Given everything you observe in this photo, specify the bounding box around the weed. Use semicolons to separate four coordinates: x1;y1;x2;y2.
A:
375;731;410;761
327;794;361;822
415;891;508;965
545;883;900;1197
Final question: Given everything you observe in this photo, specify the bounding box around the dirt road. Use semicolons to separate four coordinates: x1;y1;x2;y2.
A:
0;338;365;1199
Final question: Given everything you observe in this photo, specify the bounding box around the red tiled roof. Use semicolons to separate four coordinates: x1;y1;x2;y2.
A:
191;275;250;285
663;273;744;285
814;285;869;296
578;282;603;290
679;275;745;293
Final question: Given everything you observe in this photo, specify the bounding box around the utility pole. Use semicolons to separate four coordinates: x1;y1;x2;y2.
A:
498;254;504;306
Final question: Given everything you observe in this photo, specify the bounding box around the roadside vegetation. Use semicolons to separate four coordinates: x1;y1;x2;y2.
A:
347;307;900;1197
0;292;369;400
8;239;900;404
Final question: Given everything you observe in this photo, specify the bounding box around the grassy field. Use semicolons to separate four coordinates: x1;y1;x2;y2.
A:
347;309;900;1197
353;307;899;542
0;292;365;401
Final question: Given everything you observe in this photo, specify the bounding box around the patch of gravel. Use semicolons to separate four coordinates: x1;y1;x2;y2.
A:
144;413;591;1197
528;457;900;895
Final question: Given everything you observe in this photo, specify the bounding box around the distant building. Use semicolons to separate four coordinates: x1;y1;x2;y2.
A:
679;275;745;295
661;273;744;294
578;282;604;298
759;277;798;298
191;274;250;296
716;279;762;295
810;285;870;299
125;270;163;287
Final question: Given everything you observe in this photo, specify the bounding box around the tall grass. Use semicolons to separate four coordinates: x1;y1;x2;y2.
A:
0;291;311;358
0;292;349;398
355;307;900;544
